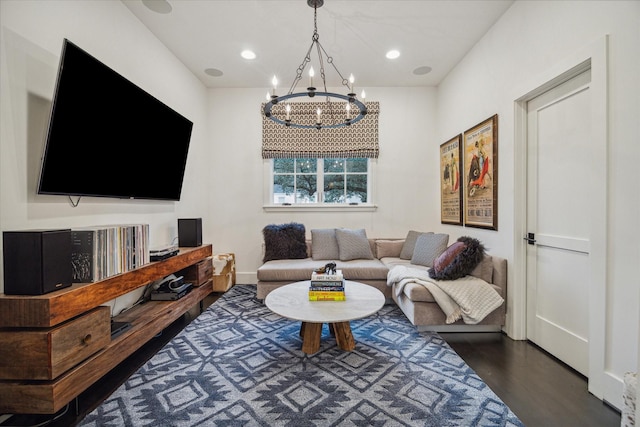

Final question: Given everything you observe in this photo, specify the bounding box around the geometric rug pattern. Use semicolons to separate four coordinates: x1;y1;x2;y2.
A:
79;285;524;426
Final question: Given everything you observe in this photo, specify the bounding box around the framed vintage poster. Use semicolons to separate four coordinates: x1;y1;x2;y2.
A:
463;114;498;230
439;135;463;225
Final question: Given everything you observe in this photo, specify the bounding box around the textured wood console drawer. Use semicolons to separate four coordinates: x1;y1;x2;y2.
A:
0;306;110;380
177;257;213;286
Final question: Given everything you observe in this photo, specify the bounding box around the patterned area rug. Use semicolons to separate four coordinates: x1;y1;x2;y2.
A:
79;285;523;426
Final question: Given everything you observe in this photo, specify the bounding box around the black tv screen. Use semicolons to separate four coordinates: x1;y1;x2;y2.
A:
38;39;193;201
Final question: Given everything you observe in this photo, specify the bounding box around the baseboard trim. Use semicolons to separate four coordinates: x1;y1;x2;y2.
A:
417;324;503;333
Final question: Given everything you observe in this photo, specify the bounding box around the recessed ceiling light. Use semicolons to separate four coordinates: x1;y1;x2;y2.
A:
413;66;432;75
241;50;256;60
142;0;172;14
386;50;400;59
205;68;224;77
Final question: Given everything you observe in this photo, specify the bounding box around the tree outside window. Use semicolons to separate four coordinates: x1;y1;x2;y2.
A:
273;158;368;204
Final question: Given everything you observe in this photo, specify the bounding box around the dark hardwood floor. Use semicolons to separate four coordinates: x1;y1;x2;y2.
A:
0;296;621;427
441;332;621;427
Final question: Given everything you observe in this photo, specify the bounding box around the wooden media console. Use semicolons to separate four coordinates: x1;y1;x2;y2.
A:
0;244;213;414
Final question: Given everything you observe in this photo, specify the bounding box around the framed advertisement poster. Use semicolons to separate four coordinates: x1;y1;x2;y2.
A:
439;135;462;225
463;114;498;230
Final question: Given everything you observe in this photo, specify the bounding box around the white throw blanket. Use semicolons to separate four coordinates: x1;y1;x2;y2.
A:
387;265;504;324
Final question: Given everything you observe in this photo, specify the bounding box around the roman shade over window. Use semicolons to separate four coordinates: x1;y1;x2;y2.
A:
261;101;379;159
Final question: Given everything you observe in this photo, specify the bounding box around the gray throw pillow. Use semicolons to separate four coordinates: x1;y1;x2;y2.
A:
311;228;340;260
410;233;449;267
335;228;374;261
400;230;432;260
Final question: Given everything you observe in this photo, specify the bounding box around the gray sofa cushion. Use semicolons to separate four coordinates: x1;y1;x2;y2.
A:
470;254;493;283
257;258;389;282
410;233;449;267
336;228;374;261
400;230;432;260
311;228;339;260
376;240;404;258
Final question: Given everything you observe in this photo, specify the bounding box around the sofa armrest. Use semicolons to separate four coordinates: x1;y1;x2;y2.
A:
491;256;508;293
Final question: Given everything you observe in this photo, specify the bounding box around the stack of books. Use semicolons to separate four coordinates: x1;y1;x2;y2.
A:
309;270;345;301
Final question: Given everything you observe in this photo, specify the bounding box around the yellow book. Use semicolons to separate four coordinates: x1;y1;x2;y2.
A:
309;295;346;301
308;290;346;297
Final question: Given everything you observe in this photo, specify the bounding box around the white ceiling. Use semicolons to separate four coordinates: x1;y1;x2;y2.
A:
122;0;514;89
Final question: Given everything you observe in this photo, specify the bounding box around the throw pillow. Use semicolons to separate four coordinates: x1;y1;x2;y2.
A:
375;240;404;258
262;223;308;263
400;230;433;260
429;236;486;281
311;228;340;260
336;228;374;261
410;233;449;267
433;241;466;272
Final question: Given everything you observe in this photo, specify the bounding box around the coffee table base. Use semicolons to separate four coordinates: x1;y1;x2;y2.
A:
300;321;355;354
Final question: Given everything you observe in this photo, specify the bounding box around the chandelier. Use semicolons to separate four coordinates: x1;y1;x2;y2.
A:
263;0;367;130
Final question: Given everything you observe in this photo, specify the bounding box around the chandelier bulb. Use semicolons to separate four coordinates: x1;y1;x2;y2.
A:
349;73;355;92
361;89;366;100
309;67;315;87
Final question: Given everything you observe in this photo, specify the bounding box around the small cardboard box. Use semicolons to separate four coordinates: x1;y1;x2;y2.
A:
212;253;235;292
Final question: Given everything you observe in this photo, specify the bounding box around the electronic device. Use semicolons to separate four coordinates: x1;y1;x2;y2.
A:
178;218;202;247
2;229;72;295
150;283;192;301
110;321;132;339
150;245;180;261
37;39;193;201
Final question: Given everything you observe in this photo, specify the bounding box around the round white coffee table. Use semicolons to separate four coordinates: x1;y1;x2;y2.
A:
264;280;385;354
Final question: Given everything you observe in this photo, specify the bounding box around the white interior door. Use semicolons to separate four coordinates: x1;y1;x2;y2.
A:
526;69;591;376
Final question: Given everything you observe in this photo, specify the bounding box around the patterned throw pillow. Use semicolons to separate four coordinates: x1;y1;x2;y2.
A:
311;228;340;260
262;223;308;262
410;233;449;267
400;230;433;260
335;228;374;261
429;236;486;281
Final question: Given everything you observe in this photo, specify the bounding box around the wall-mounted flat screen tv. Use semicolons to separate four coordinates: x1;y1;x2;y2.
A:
38;39;193;201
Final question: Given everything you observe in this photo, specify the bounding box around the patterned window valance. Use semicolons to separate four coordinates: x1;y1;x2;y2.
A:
261;101;379;159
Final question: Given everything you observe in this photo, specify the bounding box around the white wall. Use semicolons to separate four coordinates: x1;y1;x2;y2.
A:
2;0;638;411
0;0;210;296
207;86;438;282
436;0;640;409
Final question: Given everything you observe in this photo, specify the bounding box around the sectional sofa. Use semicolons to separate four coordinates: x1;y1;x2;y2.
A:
257;225;506;330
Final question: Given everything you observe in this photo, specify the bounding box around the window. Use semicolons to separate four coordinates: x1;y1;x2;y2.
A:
271;158;372;205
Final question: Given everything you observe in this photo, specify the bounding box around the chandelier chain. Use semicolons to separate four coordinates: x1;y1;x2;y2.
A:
263;0;367;129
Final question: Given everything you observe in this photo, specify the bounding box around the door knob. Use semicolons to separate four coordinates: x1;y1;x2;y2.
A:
524;232;536;245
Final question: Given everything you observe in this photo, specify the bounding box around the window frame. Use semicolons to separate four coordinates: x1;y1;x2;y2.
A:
263;158;377;211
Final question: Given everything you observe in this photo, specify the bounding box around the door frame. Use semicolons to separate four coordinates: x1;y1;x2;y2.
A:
512;36;608;399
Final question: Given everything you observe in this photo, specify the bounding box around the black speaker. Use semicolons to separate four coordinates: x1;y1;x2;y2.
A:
3;229;73;295
178;218;202;247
